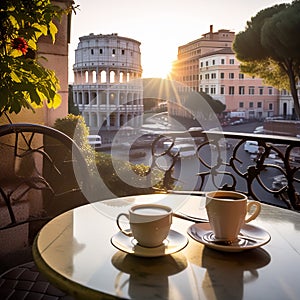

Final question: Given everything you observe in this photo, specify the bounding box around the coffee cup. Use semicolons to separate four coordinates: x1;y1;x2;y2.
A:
206;191;261;242
116;204;173;247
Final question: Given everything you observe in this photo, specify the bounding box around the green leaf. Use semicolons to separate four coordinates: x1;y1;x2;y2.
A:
47;93;62;109
27;39;37;50
32;23;48;36
0;0;76;116
49;21;58;43
10;71;21;83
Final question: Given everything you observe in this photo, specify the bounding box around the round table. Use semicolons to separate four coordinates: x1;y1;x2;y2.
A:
33;193;300;299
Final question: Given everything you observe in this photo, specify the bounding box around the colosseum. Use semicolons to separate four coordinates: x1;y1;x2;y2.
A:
73;33;143;136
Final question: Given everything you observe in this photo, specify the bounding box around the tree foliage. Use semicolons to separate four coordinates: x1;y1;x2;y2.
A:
185;91;226;115
233;0;300;118
0;0;76;116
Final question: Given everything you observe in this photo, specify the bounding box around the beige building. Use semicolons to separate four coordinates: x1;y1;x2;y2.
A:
199;48;279;119
170;25;282;121
171;25;235;92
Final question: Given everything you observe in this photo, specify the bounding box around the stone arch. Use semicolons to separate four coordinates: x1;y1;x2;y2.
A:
120;92;126;104
91;91;97;105
99;91;106;105
91;112;97;127
83;92;89;105
127;93;133;104
109;92;116;105
78;92;83;105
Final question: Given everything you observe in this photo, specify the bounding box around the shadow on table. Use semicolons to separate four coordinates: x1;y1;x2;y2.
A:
200;247;271;299
111;251;187;299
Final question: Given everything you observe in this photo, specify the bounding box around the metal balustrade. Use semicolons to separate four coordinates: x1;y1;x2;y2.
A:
0;123;91;231
149;129;300;211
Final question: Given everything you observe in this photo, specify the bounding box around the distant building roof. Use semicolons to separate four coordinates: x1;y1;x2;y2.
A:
199;47;235;58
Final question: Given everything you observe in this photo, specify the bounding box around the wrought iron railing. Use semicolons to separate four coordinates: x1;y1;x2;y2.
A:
0;123;91;230
149;129;300;211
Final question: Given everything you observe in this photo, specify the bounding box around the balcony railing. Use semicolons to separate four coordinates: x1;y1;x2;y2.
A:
149;129;300;211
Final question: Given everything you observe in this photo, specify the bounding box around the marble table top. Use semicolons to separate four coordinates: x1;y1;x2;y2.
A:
33;193;300;299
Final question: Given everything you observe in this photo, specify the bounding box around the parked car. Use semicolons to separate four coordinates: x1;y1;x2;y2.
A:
253;126;264;134
230;118;244;125
169;143;196;158
88;135;102;150
244;141;259;153
272;174;288;191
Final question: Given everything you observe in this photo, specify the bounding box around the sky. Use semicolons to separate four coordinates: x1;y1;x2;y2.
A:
69;0;292;82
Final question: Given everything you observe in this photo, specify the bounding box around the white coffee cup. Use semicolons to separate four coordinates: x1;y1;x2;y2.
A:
116;204;173;247
206;191;261;242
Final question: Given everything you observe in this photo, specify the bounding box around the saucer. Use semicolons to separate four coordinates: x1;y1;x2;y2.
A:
187;223;271;252
111;229;188;257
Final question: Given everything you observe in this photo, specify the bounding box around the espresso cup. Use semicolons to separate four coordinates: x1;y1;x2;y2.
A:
206;191;261;242
116;204;173;247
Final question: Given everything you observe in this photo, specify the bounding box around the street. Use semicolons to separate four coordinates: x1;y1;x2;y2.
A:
104;120;293;209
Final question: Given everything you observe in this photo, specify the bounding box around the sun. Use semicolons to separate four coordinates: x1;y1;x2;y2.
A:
141;53;173;79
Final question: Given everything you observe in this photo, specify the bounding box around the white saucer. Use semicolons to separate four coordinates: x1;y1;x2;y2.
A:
111;229;188;257
187;223;271;252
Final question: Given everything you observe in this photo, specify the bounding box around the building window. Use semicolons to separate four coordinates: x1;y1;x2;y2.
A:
205;86;209;93
239;73;244;79
200;74;202;80
91;49;94;55
205;74;209;79
239;86;245;95
121;49;125;55
212;59;215;65
112;49;116;56
257;102;262;108
269;103;273;110
249;102;254;108
249;86;255;95
268;87;273;95
259;87;264;95
221;59;225;64
211;86;216;94
229;73;234;79
220;86;225;94
99;48;103;54
229;59;234;64
220;72;224;79
206;61;208;66
229;86;235;95
211;73;216;79
200;62;203;67
239;102;244;108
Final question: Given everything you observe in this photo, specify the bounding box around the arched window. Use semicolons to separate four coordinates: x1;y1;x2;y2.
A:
119;72;124;83
92;71;97;83
100;70;106;83
110;71;115;83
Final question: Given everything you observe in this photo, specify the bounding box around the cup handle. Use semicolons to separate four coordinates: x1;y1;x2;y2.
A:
116;213;132;236
245;201;261;223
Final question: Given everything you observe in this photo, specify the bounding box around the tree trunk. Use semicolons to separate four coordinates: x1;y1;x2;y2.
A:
286;61;300;119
